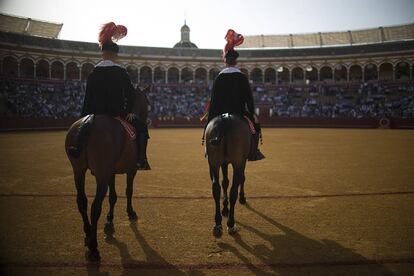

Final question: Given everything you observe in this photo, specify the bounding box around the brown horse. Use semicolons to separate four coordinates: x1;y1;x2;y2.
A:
205;113;251;237
65;86;149;262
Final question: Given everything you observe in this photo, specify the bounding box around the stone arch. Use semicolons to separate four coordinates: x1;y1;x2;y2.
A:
195;67;207;84
168;67;179;83
277;67;289;84
181;67;193;83
378;62;393;81
364;63;378;81
305;66;318;82
154;66;166;83
20;58;35;78
36;59;49;79
66;61;80;80
334;65;347;81
209;68;220;82
320;66;333;81
349;64;362;81
51;60;64;80
140;66;152;84
2;56;18;76
291;67;304;83
81;63;94;81
395;61;410;80
250;68;263;84
264;68;276;84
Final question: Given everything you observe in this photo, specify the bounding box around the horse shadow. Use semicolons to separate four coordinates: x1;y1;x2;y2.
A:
102;222;204;276
218;203;395;276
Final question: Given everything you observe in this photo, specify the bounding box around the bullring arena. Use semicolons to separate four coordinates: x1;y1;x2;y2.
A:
1;128;414;275
1;13;414;275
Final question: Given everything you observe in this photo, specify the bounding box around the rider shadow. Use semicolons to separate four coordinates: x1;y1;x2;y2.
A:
105;222;204;276
218;203;396;276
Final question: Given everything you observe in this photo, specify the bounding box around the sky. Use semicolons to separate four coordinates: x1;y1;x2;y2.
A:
1;0;413;49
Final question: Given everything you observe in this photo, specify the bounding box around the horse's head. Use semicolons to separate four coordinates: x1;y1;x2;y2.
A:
132;85;151;124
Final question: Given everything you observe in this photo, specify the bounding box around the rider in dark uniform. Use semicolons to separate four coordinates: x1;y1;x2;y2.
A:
207;29;265;161
70;22;150;170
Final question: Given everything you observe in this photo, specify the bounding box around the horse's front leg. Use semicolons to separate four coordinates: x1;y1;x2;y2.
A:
88;175;110;262
126;170;138;220
104;178;117;237
210;166;222;237
221;163;229;216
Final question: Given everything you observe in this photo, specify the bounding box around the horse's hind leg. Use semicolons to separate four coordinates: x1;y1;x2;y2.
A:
239;169;247;205
126;171;138;220
74;168;90;246
104;177;117;237
210;166;223;237
88;175;110;262
221;164;229;217
228;167;243;234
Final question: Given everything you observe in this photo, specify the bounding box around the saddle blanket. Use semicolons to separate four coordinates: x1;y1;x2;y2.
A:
243;115;256;134
115;117;136;140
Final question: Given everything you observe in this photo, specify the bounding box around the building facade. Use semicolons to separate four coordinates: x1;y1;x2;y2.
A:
1;23;413;86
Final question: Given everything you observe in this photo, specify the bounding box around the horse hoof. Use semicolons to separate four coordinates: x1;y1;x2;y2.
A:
104;222;115;236
227;225;238;235
87;250;101;262
128;211;138;221
239;197;247;205
221;208;229;217
212;225;223;238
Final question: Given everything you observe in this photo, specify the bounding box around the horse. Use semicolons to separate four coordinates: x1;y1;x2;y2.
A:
65;86;150;262
205;113;251;237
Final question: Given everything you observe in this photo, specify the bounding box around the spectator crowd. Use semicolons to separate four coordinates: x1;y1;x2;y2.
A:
1;77;413;119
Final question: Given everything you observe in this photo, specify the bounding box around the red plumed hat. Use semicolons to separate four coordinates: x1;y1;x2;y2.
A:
98;22;128;53
223;29;244;59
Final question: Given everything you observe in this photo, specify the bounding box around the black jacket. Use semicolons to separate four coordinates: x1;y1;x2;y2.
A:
208;70;255;121
81;65;135;117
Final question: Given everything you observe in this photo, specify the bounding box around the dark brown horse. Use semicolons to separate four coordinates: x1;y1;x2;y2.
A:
65;86;149;262
205;113;251;237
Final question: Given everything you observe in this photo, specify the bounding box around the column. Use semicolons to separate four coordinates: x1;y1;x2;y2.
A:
137;67;140;84
165;70;168;84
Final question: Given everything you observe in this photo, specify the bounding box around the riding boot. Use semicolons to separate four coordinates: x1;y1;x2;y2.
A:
248;124;265;162
136;133;151;170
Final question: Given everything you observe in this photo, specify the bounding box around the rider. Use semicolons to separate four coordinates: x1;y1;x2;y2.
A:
71;22;150;170
207;29;265;161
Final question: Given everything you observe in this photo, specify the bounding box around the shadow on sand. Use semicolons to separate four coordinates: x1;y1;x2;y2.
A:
90;221;204;276
217;203;395;276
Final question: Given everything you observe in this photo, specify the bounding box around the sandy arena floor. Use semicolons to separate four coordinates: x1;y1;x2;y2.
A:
0;128;413;275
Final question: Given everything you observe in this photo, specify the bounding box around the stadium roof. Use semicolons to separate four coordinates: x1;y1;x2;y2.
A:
0;13;62;39
2;31;414;60
239;23;414;49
